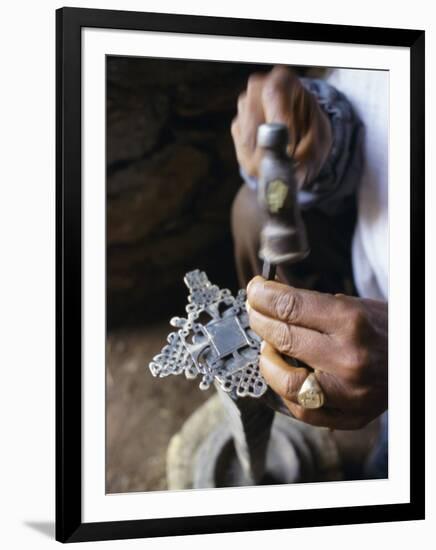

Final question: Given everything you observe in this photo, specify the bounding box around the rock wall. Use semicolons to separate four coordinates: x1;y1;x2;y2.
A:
107;57;319;326
107;57;272;326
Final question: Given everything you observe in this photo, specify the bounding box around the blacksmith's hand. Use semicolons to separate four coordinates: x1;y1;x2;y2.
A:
247;276;388;430
231;65;332;188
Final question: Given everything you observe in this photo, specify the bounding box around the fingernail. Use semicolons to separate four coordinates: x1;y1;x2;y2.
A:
246;275;262;295
245;300;251;313
260;340;266;352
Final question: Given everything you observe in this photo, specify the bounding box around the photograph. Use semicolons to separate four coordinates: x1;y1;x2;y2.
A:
55;7;424;542
1;1;432;548
105;57;388;494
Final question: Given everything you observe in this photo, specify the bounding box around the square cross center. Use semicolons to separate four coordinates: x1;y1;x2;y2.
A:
205;316;249;357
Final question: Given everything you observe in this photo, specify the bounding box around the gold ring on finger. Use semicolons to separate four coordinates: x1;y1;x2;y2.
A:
297;371;325;410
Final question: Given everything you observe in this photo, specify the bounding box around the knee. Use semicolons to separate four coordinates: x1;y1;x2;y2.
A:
231;185;261;245
231;185;247;240
231;184;264;285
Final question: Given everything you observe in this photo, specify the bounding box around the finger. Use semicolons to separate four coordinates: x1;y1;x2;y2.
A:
292;110;332;184
260;337;375;412
230;116;239;140
285;400;368;430
259;342;340;405
246;72;267;97
247;276;344;333
261;66;299;123
250;308;340;373
237;92;247;114
243;77;266;151
230;116;261;178
235;87;264;158
259;342;310;404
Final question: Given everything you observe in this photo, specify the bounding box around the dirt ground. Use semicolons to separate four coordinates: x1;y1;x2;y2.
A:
106;321;211;493
106;323;380;494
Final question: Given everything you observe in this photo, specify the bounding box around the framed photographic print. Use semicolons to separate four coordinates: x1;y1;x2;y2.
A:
56;7;425;543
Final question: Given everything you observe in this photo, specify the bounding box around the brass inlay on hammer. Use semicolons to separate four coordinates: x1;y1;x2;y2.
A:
266;179;288;213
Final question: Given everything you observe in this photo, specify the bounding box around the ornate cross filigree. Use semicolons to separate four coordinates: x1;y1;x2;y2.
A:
149;270;267;398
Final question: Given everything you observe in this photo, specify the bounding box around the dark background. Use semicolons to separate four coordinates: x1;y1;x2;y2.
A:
106;56;273;493
106;56;275;328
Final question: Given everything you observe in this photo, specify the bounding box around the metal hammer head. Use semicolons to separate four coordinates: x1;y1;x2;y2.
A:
257;123;289;152
257;123;310;266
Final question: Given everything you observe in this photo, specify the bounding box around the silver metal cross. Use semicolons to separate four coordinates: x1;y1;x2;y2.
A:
149;270;268;398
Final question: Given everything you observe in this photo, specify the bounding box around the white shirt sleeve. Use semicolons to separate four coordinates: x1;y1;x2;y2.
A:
327;69;389;301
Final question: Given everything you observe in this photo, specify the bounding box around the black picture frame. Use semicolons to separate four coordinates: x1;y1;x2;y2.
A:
56;7;425;543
